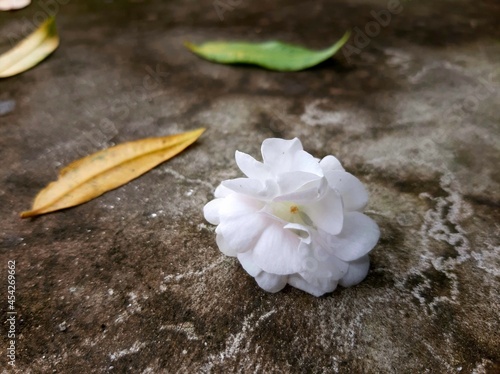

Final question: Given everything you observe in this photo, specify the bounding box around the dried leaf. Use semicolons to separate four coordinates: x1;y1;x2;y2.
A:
0;17;59;78
21;128;205;218
185;31;350;71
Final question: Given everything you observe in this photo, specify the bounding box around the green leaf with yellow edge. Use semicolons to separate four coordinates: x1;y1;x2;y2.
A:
20;128;205;218
0;17;59;78
184;31;350;71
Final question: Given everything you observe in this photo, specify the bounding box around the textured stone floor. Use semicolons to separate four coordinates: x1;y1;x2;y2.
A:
1;0;499;372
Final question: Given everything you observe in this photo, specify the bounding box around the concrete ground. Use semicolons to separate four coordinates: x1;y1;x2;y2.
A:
1;0;499;372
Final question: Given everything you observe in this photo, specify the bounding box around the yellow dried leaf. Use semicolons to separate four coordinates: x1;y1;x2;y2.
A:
0;17;59;78
21;128;205;218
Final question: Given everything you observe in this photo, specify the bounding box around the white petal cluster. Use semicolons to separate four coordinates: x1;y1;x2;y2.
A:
204;138;380;296
0;0;31;11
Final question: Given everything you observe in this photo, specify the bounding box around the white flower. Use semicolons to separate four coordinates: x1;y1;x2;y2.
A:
0;0;31;11
203;138;380;296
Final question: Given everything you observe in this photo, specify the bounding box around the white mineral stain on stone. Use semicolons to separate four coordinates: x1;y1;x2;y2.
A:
109;341;146;361
299;99;373;142
197;222;210;231
153;167;214;190
201;309;276;371
408;60;465;84
196;97;254;131
301;99;350;126
58;321;67;332
471;242;500;277
422;341;456;372
471;358;495;374
162;257;225;283
384;48;413;73
114;292;142;324
160;322;200;341
366;133;476;312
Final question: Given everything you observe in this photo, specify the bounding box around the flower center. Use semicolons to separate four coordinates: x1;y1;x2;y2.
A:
271;201;312;226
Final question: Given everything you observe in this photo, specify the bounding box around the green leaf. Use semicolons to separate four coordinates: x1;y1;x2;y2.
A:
184;31;351;71
0;17;59;78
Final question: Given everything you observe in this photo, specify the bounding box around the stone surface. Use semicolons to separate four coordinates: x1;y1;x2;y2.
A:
1;0;499;372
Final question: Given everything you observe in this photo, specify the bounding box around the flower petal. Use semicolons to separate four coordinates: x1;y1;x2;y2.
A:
339;255;370;287
320;155;344;172
302;187;344;235
274;177;327;203
237;251;262;277
276;171;323;196
216;194;268;254
283;223;312;244
235;151;273;180
214;184;233;198
301;243;349;281
325;171;368;212
251;222;304;275
287;274;332;296
215;228;237;256
0;0;31;11
222;178;264;195
218;212;269;254
325;212;380;262
203;198;223;225
219;193;264;221
255;272;288;293
291;150;323;176
222;178;278;199
261;138;303;173
298;272;339;294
